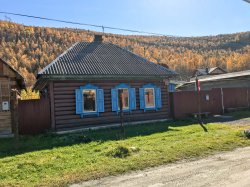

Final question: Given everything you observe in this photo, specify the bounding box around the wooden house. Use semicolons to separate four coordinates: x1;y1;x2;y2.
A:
34;35;177;132
0;58;25;135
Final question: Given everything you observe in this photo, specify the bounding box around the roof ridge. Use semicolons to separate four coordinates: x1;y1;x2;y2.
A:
108;42;176;74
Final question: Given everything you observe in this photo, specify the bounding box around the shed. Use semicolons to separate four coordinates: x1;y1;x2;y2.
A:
34;35;177;132
0;58;25;135
178;69;250;91
190;67;227;81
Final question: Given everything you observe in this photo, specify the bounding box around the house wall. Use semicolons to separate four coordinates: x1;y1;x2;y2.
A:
50;80;169;131
0;60;21;135
0;77;12;134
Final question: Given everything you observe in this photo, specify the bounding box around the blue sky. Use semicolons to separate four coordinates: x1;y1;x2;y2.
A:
0;0;250;36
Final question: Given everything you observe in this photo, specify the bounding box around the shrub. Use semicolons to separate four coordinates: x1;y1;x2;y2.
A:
106;145;130;158
244;129;250;139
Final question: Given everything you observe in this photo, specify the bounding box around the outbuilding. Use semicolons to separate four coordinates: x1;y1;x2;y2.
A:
178;70;250;91
34;35;176;132
0;57;25;136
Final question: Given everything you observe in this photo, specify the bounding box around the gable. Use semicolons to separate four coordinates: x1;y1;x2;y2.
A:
0;59;16;78
209;68;227;75
0;58;26;89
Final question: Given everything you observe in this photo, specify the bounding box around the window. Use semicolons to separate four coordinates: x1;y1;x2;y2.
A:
83;89;96;112
111;83;136;112
144;88;155;108
75;84;104;117
139;84;162;111
168;83;176;92
118;88;129;110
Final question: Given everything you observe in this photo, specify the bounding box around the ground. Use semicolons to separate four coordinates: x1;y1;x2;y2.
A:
0;111;250;186
73;146;250;187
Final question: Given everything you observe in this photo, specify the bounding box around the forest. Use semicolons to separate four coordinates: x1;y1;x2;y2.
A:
0;20;250;87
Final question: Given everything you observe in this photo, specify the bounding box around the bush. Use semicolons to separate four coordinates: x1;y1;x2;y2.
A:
106;145;130;158
244;130;250;139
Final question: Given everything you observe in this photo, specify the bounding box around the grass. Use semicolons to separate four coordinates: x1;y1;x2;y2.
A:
0;112;250;186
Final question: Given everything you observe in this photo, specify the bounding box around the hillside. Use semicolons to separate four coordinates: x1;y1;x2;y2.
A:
0;20;250;86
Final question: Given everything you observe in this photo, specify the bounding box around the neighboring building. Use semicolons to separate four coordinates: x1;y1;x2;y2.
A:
168;80;187;92
190;67;227;81
0;58;25;135
34;35;177;132
178;70;250;91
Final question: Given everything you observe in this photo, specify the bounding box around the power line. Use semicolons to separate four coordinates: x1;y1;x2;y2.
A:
0;11;172;36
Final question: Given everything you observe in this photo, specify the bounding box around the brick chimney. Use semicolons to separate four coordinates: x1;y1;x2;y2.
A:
94;34;103;42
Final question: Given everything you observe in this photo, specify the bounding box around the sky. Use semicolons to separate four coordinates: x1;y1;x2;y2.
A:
0;0;250;37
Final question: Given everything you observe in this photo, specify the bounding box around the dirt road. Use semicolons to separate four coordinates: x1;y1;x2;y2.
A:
72;147;250;187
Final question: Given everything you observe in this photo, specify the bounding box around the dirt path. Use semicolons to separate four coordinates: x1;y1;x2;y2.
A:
72;147;250;187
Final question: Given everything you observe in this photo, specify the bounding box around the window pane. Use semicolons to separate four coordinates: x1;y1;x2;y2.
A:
83;89;96;112
145;88;155;108
118;88;129;110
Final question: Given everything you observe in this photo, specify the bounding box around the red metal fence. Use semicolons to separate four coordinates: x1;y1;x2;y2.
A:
18;98;51;135
170;87;250;119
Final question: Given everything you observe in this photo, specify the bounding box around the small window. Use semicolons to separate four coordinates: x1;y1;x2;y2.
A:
139;84;162;111
144;88;155;108
118;88;129;110
75;84;105;117
111;83;136;112
83;89;96;112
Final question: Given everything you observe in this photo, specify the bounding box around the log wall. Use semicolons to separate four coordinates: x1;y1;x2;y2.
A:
0;111;11;134
0;59;21;135
50;80;169;131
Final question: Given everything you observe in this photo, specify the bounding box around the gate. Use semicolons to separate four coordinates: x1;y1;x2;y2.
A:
18;98;51;135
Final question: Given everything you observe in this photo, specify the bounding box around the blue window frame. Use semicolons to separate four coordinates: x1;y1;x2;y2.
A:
75;84;104;118
168;83;176;92
111;83;136;113
139;84;162;111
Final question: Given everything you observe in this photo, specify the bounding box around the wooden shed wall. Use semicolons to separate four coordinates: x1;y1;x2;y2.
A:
50;80;169;131
0;77;11;134
0;60;21;135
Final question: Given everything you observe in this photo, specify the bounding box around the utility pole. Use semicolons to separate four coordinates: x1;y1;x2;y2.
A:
195;75;208;132
118;89;125;138
11;89;20;147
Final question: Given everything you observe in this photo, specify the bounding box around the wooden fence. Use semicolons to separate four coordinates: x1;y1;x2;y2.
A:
169;87;250;119
18;98;51;135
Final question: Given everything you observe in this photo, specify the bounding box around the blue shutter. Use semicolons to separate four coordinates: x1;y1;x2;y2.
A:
75;89;83;114
155;88;162;109
97;89;105;112
139;88;145;109
129;88;136;110
111;89;118;111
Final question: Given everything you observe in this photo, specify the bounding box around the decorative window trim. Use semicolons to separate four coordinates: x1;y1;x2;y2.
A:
111;83;136;113
75;84;104;118
140;83;162;111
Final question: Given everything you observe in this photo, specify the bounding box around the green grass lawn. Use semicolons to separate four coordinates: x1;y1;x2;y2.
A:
0;112;250;186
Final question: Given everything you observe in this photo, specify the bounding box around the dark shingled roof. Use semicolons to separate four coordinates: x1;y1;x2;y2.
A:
38;42;176;77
